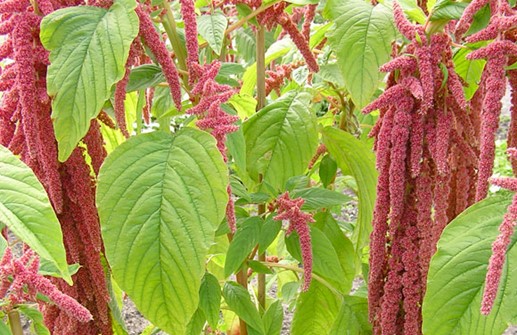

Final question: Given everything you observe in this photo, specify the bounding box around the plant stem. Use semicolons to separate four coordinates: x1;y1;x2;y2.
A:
8;310;23;335
236;270;249;335
261;261;342;297
160;1;187;73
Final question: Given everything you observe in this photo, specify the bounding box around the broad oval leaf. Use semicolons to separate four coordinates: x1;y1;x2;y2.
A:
322;127;377;253
291;281;341;335
324;0;396;109
243;91;318;193
198;10;228;55
41;0;139;161
0;145;71;283
224;217;261;277
97;129;228;335
422;196;517;335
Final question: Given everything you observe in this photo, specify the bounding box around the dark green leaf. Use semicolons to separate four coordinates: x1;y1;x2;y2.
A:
259;215;282;254
319;154;338;188
126;64;165;92
248;260;274;274
97;129;228;334
185;309;206;335
429;1;468;21
224;217;262;277
223;282;265;334
41;0;139;161
199;273;221;329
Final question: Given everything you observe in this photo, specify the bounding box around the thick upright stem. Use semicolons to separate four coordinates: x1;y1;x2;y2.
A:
161;1;187;73
236;270;249;335
8;310;23;335
256;26;267;312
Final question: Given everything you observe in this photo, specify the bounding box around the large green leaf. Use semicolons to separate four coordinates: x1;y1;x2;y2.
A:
330;296;371;335
322;127;377;253
197;10;228;55
243;91;318;193
41;0;139;161
0;145;71;283
422;196;517;335
97;129;228;335
324;0;396;108
291;281;341;335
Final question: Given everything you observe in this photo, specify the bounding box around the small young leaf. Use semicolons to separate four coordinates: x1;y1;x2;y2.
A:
185;309;206;335
263;300;284;335
453;43;486;100
248;260;274;275
0;145;71;283
199;273;221;329
224;217;262;277
319;154;338;188
17;305;50;335
223;282;265;334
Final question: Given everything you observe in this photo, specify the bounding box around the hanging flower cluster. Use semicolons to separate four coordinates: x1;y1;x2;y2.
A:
0;248;92;323
273;192;315;291
0;1;112;333
481;149;517;314
364;3;479;334
265;60;304;96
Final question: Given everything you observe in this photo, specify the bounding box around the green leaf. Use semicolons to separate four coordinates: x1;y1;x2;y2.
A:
41;0;138;161
243;91;318;192
199;273;221;329
395;0;427;24
185;309;206;335
263;300;284;335
429;0;468;21
291;188;351;210
322;127;377;253
197;10;228;55
258;215;282;254
224;217;261;277
422;195;517;335
314;213;355;294
17;305;50;335
228;94;257;119
223;282;265;334
127;64;165;92
97;129;228;335
291;281;341;335
0;145;71;283
324;0;396;108
0;320;10;335
248;260;274;274
329;296;371;335
286;227;347;292
151;86;180;120
453;44;486;100
319;154;338;188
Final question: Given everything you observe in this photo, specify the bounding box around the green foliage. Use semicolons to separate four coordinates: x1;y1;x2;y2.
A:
324;0;396;108
41;0;138;161
222;282;265;334
422;196;517;335
330;296;371;335
198;10;228;55
0;145;71;283
243;91;319;192
97;129;228;334
199;273;222;328
225;217;261;277
322;127;377;253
